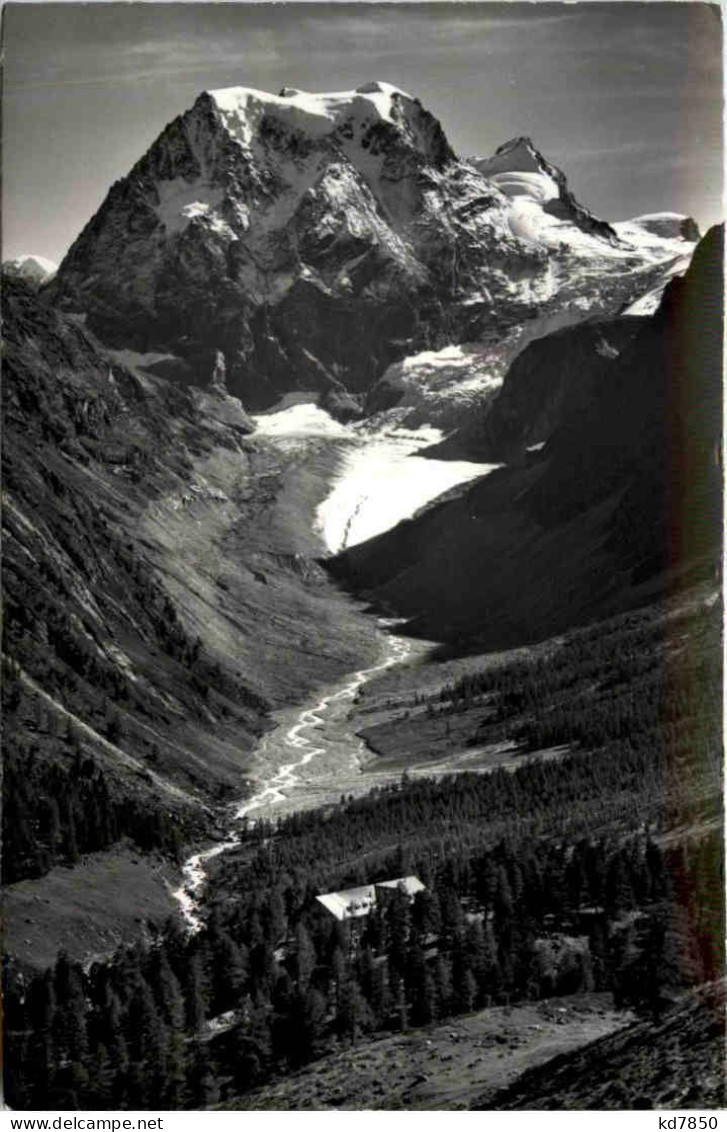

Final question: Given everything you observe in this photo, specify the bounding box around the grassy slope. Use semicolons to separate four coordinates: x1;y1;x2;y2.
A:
482;981;726;1110
2;844;178;971
226;994;629;1111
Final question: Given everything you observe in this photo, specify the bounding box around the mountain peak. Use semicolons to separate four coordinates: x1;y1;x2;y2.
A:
473;136;618;243
3;254;57;286
50;82;694;408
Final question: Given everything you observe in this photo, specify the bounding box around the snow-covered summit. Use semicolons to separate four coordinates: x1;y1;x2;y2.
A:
3;254;57;285
203;78;453;178
209;81;416;147
474;136;550;180
620;212;700;242
474;138;561;206
473;136;618;245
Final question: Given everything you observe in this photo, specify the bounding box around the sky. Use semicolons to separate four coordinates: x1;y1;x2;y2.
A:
2;1;723;264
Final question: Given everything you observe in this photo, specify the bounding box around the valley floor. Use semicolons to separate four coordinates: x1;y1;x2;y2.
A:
3;403;500;967
4;386;722;1114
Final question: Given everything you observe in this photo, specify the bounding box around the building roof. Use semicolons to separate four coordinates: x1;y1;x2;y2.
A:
315;876;425;921
315;885;377;922
376;876;426;897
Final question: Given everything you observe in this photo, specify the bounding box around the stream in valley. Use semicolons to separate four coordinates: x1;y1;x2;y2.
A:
172;405;493;930
172;623;412;930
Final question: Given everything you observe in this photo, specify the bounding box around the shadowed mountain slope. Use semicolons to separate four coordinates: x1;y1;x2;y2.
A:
424;314;645;461
330;226;723;650
2;278;379;913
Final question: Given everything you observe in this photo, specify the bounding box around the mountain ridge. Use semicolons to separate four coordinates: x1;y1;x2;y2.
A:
472;134;619;243
49;83;697;411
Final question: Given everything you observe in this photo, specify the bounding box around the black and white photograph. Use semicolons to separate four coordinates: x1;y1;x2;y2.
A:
1;0;724;1115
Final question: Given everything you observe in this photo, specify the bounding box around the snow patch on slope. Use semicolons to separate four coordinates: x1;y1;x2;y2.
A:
501;204;698;271
613;217;695;254
371;339;525;431
106;349;181;382
394;342;506;399
622;213;698;240
155;181;226;235
623;252;694;315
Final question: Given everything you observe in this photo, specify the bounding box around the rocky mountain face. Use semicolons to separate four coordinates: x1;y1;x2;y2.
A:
428;315;645;461
331;225;723;649
50;83;696;410
2;275;381;959
3;73;721;1115
4;81;715;964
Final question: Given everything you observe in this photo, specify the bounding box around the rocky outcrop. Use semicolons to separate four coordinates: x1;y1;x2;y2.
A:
319;387;365;423
440;316;644;462
194;348;256;433
49;84;697;411
208;348;229;393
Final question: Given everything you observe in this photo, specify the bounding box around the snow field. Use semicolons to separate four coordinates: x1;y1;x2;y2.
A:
315;427;494;552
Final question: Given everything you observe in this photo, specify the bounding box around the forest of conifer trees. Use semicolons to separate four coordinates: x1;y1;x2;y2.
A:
4;824;722;1109
4;598;722;1109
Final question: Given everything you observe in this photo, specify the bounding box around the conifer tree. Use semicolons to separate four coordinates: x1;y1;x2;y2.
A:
405;939;430;1024
189;1042;220;1109
126;978;167;1108
184;952;209;1032
435;954;453;1018
151;949;185;1031
163;1026;188;1109
337;976;373;1045
294;922;316;991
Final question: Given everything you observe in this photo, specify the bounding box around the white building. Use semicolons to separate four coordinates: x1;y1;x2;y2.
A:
315;876;425;923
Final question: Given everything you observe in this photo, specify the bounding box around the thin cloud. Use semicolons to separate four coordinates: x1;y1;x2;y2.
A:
5;34;284;91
